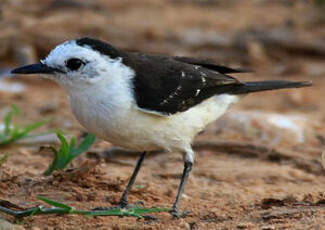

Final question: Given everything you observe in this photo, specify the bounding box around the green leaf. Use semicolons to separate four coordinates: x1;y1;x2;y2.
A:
85;209;141;218
11;125;20;137
44;133;96;175
0;105;49;147
56;132;69;154
37;196;73;211
69;137;76;150
56;132;71;168
19;120;51;137
132;207;171;215
72;133;96;157
85;207;170;217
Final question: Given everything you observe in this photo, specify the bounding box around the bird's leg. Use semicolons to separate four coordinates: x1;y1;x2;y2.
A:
117;151;147;208
169;150;194;218
94;151;147;210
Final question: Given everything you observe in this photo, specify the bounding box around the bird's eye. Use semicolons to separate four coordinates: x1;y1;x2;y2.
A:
65;58;84;71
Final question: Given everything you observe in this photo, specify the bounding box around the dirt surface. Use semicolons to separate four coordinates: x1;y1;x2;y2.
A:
0;0;325;229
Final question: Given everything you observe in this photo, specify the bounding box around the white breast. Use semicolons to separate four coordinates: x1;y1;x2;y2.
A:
68;80;239;152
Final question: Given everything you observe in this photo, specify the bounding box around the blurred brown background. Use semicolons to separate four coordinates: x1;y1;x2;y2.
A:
0;0;325;229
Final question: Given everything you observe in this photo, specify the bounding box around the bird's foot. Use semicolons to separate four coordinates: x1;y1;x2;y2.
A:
169;208;189;218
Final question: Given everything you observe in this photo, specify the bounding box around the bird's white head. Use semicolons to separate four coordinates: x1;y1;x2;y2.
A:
11;37;134;91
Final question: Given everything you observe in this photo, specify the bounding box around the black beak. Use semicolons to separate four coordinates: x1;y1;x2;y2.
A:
11;63;62;75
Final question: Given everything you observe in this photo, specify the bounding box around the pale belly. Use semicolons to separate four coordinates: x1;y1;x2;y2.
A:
69;94;239;152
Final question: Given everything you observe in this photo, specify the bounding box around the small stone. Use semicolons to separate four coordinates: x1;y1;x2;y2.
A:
182;193;189;200
237;222;253;229
237;223;247;229
261;226;275;230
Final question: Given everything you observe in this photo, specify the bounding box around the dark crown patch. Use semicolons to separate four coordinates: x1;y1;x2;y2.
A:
76;37;120;59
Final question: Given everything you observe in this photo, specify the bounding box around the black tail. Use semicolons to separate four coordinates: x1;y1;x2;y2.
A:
230;80;312;95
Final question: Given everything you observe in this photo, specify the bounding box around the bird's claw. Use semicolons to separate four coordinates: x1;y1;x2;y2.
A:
169;208;189;218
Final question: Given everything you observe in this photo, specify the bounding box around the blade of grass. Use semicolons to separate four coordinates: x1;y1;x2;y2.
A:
1;121;50;146
56;132;69;155
0;196;171;218
69;137;76;150
0;105;50;146
37;196;73;211
18;120;51;137
72;133;96;156
55;132;71;169
131;207;171;215
44;133;96;175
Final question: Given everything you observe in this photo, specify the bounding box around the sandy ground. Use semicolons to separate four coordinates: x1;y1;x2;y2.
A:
0;0;325;229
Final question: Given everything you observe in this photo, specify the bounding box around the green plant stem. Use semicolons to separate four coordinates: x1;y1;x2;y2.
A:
0;205;170;218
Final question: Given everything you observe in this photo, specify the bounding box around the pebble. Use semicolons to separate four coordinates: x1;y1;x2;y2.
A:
261;225;275;230
237;222;253;229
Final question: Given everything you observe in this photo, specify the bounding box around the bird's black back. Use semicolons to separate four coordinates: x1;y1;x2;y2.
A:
122;53;242;115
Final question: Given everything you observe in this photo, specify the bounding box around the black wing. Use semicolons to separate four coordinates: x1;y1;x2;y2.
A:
122;53;243;116
173;56;252;74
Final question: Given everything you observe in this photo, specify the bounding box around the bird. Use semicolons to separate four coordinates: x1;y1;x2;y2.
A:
11;37;311;218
